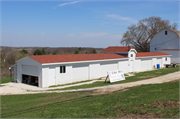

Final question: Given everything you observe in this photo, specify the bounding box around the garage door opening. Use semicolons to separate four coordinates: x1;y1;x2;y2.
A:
22;74;38;86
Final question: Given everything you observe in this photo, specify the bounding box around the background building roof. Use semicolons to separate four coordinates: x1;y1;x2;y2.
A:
159;49;180;51
103;46;134;53
136;52;171;57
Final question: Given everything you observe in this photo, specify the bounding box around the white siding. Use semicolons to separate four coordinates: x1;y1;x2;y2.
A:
89;63;100;80
49;67;56;86
141;58;152;71
72;64;89;82
100;62;118;77
134;59;141;72
118;60;129;73
42;66;49;87
55;65;73;85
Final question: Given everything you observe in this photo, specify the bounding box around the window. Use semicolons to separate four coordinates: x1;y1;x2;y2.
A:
60;66;66;73
131;54;133;57
165;31;167;35
165;57;167;61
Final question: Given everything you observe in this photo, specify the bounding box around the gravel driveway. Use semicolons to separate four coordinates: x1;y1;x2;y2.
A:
0;71;179;95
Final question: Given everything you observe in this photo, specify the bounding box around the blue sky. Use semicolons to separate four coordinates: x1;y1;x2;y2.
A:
1;0;179;48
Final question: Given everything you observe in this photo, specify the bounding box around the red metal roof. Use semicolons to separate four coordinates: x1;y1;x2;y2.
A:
159;49;180;51
136;52;171;57
29;54;127;64
103;46;134;53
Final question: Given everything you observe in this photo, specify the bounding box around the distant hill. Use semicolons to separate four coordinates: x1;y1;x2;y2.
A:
0;46;104;55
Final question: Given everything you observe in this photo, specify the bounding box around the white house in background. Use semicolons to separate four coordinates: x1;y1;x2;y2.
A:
150;28;180;63
10;46;171;88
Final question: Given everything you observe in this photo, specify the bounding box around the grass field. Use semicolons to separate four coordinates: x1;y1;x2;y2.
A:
1;76;13;84
1;80;179;118
49;66;179;91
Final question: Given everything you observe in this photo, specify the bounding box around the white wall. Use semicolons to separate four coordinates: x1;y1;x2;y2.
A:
89;63;100;80
72;63;89;82
118;60;129;73
150;29;180;52
56;65;73;85
42;66;49;87
134;58;141;72
100;61;118;77
140;58;152;71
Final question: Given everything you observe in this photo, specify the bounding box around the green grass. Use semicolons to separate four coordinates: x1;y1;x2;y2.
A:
48;66;179;91
1;81;179;118
1;76;13;84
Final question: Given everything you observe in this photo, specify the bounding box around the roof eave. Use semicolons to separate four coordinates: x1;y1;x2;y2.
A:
136;55;172;59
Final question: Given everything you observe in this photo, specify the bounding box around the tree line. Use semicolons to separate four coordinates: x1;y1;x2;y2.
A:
1;47;99;78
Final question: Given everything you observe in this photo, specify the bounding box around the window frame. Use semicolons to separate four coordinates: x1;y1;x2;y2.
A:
165;31;167;35
60;66;66;73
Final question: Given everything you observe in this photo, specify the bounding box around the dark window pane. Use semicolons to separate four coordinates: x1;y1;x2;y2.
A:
165;31;167;35
63;66;66;73
60;66;62;73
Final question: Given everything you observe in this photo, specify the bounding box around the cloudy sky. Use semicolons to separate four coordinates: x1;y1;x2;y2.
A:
1;0;179;48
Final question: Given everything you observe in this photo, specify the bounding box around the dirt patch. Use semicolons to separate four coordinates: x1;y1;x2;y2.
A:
44;110;49;113
91;88;130;96
0;107;9;109
138;75;157;79
120;112;157;118
151;101;179;107
167;79;180;83
113;108;157;118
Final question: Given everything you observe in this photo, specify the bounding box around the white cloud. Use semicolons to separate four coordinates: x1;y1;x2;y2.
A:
107;14;137;23
58;1;81;7
80;32;109;37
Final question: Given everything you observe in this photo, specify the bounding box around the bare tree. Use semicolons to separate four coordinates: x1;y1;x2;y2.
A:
121;16;178;52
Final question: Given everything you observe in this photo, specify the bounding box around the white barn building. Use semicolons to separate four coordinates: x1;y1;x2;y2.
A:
11;46;171;88
150;28;180;63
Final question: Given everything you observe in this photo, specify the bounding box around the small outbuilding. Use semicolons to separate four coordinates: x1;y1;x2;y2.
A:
11;46;171;88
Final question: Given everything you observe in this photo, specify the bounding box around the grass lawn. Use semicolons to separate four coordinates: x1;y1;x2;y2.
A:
1;80;179;118
48;66;179;91
1;76;13;84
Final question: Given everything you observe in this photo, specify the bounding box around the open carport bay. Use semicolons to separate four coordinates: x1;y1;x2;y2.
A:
22;74;38;86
